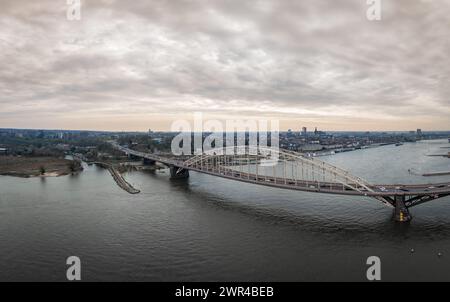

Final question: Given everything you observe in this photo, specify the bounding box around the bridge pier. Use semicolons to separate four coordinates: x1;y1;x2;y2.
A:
170;166;189;179
128;153;141;160
394;195;412;222
143;158;156;165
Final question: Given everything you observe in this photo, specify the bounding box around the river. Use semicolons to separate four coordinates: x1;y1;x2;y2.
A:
0;139;449;281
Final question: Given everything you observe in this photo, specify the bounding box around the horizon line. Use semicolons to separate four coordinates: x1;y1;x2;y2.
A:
1;127;450;133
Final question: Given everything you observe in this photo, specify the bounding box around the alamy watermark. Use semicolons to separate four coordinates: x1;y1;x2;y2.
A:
366;0;382;21
67;0;81;21
170;112;280;166
66;256;81;281
366;256;381;280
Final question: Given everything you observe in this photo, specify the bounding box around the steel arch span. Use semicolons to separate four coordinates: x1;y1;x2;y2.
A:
111;142;450;222
185;146;374;192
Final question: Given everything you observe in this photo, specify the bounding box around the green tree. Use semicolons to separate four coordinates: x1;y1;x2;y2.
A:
69;161;80;172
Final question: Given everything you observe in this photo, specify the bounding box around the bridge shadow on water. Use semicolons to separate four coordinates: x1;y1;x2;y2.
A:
134;169;450;244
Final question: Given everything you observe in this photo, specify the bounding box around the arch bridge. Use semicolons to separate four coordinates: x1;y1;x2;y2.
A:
111;142;450;222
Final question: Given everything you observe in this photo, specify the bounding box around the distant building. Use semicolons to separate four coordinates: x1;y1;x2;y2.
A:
0;148;8;155
314;127;318;135
416;129;423;139
287;129;293;138
301;144;323;152
55;144;70;151
302;127;307;136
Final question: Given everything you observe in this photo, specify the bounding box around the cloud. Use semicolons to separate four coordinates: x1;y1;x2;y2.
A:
0;0;449;130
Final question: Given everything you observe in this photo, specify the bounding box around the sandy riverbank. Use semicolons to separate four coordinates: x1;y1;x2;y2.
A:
0;156;83;178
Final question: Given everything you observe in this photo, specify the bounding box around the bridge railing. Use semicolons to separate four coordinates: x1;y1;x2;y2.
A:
182;146;376;195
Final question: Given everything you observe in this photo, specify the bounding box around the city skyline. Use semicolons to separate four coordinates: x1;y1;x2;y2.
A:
1;0;449;131
0;126;448;134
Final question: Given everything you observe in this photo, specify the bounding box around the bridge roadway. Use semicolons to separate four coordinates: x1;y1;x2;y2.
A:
111;143;450;222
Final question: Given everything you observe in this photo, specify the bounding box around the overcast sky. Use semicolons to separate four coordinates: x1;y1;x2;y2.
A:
0;0;449;131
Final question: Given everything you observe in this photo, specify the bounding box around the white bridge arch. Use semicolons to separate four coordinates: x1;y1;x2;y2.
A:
182;145;391;204
112;141;450;222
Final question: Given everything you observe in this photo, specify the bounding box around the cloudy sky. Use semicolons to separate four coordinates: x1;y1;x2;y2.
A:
0;0;449;131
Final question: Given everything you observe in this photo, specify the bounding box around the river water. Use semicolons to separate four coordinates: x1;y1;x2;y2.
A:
0;139;449;281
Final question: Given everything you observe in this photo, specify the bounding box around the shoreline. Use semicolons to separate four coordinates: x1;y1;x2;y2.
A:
0;156;83;178
0;170;82;178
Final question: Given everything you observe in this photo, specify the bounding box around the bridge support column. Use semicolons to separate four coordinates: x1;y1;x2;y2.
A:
394;195;412;222
143;158;156;165
170;166;189;179
128;154;140;160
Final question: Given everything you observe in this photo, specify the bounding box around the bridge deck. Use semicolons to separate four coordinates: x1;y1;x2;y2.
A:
186;165;450;197
114;143;450;198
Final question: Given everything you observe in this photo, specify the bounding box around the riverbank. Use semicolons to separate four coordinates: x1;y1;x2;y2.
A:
423;171;450;177
0;156;83;178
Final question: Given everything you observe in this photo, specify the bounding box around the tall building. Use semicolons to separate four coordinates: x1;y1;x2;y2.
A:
416;129;422;137
302;127;307;136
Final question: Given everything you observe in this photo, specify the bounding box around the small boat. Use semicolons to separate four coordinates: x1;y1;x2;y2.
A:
395;143;403;146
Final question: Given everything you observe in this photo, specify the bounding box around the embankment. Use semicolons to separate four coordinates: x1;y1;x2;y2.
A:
95;162;140;194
